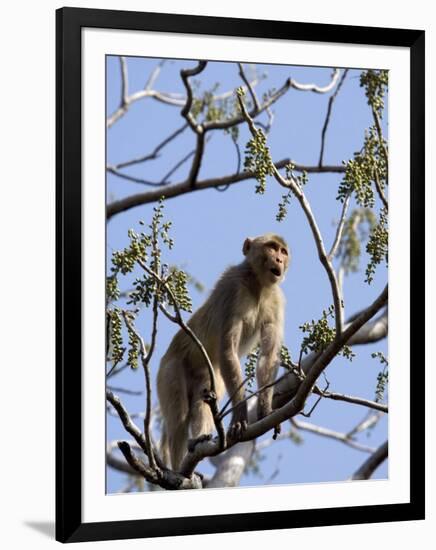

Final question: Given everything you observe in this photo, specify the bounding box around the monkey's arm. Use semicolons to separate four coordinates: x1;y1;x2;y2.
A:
257;321;282;419
219;319;248;439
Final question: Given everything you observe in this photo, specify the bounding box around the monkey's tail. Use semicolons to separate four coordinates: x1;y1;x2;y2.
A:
159;426;170;468
159;418;190;471
157;358;190;471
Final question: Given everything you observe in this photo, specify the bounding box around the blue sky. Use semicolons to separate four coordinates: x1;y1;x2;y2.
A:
106;56;388;493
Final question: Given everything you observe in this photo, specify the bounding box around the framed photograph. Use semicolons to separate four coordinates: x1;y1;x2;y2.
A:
56;7;425;543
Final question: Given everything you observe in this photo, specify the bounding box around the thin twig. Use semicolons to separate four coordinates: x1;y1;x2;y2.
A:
106;385;143;396
328;192;351;261
106;362;129;379
291;418;376;453
218;375;253;418
238;63;260;112
347;412;382;438
107;167;167;187
218;372;290;421
112;123;188;170
145;59;166;91
121;310;159;471
373;166;389;210
371;106;389;170
318;69;348;166
313;387;388;413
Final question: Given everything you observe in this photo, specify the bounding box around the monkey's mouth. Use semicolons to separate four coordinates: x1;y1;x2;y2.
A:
270;267;281;277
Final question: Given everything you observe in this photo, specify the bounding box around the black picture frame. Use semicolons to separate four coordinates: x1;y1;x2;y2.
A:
56;7;425;543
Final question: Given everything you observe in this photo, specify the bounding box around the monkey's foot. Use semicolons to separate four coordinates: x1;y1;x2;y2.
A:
227;419;248;442
187;434;213;453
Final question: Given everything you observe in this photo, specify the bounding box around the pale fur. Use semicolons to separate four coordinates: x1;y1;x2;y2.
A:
157;233;289;471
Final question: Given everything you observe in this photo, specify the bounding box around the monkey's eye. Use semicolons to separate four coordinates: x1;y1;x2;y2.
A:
265;241;279;252
281;248;288;256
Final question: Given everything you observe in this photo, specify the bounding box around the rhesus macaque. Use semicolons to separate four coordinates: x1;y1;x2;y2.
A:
157;233;289;471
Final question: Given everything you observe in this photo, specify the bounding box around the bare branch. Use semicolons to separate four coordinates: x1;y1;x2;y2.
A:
117;441;202;490
180;60;208;131
111;123;188;170
145;59;165;91
351;440;388;480
106;385;142;396
187;133;206;186
107;159;346;218
347;308;388;345
107;448;138;475
107;167;167;187
207;440;256;488
347;412;383;438
328;192;351;261
238;63;260;112
371;106;389;172
106;389;147;454
291;418;376;453
203;76;291;132
122;310;159;471
160;148;197;184
312;387;388;413
290;68;341;94
373;166;389;210
318;69;348;166
120;56;128;107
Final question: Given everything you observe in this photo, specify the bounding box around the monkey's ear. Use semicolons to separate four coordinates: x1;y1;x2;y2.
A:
242;238;252;256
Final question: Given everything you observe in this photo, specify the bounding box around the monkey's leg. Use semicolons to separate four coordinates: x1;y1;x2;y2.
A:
220;355;248;440
188;395;215;452
257;326;280;420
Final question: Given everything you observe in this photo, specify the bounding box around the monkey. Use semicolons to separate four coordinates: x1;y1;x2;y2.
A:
157;233;289;471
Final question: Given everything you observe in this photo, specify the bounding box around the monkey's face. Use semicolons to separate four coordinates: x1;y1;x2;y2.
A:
243;234;289;285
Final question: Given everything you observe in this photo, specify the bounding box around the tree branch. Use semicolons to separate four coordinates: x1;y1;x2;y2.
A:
328;192;351;261
312;387;388;413
110;123;188;170
106;160;346;218
179;285;388;477
106;389;148;454
121;310;159;471
180;60;208;132
318;69;348;166
238;63;260;112
350;440;388;480
117;441;202;490
237;91;344;336
291;418;376;453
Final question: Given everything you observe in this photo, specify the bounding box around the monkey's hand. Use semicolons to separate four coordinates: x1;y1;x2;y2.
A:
227;401;248;441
